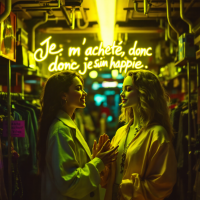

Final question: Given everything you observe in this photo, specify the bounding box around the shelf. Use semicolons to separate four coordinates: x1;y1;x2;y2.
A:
160;72;197;83
175;58;197;67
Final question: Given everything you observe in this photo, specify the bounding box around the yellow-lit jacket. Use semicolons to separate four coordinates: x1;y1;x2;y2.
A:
101;124;177;200
41;110;104;200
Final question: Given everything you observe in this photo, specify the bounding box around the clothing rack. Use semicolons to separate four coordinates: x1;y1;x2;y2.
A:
0;92;40;101
1;69;40;200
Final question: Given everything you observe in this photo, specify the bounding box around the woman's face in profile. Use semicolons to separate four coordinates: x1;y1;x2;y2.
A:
120;76;139;108
65;77;87;109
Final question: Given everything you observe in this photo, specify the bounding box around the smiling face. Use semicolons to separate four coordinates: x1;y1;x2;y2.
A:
120;76;139;108
63;76;87;109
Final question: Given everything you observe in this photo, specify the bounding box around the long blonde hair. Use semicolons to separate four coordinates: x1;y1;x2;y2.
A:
119;69;174;141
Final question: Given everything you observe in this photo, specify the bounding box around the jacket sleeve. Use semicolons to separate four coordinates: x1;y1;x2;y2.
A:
119;141;177;200
46;126;104;199
100;135;116;188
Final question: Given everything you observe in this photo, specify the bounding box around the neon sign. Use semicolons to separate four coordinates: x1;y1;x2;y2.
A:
34;37;153;75
34;36;63;62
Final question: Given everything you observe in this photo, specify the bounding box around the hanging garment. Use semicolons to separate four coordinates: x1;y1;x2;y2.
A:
14;105;37;174
13;110;29;159
0;137;8;200
13;103;38;200
15;102;38;139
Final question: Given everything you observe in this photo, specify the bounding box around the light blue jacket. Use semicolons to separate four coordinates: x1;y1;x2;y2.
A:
41;110;104;200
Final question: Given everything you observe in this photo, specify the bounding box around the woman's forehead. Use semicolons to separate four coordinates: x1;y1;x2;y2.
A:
72;77;83;85
123;76;133;86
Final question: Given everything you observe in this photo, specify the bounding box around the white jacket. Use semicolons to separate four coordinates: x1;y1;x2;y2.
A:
41;110;104;200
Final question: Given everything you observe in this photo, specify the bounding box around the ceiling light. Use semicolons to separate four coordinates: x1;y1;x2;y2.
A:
96;0;116;47
102;81;118;88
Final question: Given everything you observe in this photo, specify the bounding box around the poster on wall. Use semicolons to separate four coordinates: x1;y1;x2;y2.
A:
0;2;16;62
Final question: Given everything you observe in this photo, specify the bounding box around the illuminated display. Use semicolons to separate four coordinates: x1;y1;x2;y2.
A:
34;36;63;62
34;37;152;75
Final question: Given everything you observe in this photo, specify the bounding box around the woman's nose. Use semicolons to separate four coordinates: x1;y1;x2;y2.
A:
120;91;124;97
83;90;87;96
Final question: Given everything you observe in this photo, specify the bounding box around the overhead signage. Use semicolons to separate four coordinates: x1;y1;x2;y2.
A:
34;36;153;75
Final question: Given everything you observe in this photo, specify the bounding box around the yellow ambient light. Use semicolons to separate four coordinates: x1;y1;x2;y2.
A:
111;69;119;79
96;0;116;47
89;71;98;79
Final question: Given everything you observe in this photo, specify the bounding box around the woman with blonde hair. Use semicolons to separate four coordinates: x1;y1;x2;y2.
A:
96;69;177;200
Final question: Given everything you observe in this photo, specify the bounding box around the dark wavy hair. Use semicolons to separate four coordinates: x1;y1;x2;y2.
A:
119;69;174;141
37;71;84;173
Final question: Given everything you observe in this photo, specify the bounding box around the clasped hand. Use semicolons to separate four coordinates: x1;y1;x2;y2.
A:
92;134;118;166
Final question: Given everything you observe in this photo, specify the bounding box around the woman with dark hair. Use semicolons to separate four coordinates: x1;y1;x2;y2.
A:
37;71;118;200
98;69;177;200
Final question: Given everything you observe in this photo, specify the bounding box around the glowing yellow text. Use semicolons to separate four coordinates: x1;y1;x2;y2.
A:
34;37;153;75
84;41;125;57
48;55;80;72
68;47;81;57
78;56;147;75
34;36;63;62
128;41;152;56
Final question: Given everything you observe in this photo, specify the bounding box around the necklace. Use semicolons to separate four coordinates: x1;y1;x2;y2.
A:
120;125;142;174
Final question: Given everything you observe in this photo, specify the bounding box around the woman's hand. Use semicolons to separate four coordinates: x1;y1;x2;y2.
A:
95;140;118;166
98;134;111;151
92;134;111;158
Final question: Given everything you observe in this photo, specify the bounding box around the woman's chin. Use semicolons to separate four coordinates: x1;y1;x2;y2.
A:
122;103;128;108
79;103;86;108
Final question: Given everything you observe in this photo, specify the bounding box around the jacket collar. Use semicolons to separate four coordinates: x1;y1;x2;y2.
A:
56;110;92;159
56;109;76;129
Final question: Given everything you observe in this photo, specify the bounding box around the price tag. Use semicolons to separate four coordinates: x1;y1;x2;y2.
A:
3;121;25;137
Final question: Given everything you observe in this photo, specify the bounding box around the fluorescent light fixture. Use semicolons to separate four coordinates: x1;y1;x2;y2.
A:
96;0;116;47
102;81;118;88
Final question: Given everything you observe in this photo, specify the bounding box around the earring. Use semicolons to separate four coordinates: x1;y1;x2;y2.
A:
65;99;67;103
